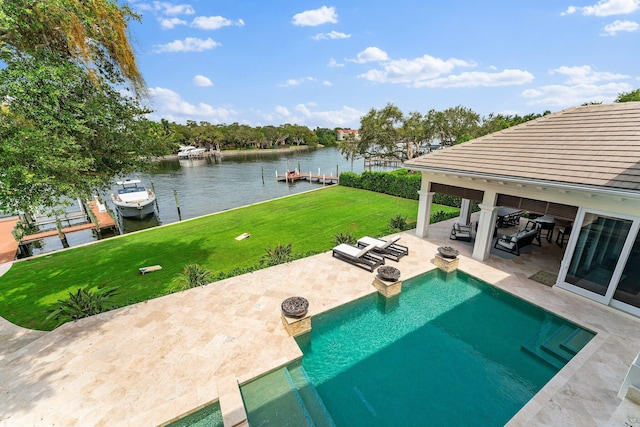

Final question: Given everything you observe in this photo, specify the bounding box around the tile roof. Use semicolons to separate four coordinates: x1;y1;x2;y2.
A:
405;102;640;191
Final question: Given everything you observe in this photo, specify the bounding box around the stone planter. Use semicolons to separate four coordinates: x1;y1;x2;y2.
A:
281;296;309;319
437;246;459;259
377;266;401;282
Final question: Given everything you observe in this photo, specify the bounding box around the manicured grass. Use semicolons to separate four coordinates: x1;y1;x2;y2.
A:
0;186;458;330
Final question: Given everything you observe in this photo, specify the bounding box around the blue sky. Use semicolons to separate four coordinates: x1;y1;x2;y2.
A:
128;0;640;129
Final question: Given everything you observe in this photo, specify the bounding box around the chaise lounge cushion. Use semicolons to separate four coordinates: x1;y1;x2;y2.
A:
356;235;408;261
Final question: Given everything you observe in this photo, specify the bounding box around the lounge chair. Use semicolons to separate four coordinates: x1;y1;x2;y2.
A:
450;222;473;242
332;243;384;272
356;235;409;262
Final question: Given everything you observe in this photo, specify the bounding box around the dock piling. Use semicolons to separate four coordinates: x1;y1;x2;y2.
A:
173;189;182;221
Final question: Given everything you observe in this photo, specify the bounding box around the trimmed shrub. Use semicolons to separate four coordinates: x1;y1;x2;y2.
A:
46;287;119;325
334;231;356;245
263;242;293;266
340;169;469;210
389;214;409;231
174;263;213;290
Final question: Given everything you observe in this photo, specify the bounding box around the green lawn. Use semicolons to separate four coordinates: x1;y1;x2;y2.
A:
0;186;458;330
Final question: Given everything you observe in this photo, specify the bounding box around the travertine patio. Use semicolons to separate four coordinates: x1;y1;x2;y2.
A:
1;216;639;426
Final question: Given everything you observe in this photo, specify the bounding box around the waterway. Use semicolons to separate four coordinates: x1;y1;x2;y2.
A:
24;147;395;256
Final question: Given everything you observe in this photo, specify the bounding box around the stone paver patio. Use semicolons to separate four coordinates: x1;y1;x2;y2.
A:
1;216;639;426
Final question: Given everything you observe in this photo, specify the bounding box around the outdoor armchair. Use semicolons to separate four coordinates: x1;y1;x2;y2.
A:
450;222;473;242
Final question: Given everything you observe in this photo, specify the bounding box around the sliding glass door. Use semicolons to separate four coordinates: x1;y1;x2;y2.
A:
611;230;640;312
558;209;639;313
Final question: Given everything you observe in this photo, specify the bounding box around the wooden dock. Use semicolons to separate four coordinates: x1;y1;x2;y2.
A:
20;200;118;244
0;217;20;263
276;171;339;184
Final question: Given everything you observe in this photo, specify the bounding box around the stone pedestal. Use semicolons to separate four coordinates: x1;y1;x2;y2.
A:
281;314;311;337
434;254;459;273
373;276;402;298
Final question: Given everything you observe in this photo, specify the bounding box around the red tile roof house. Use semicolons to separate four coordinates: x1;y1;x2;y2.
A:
405;101;640;414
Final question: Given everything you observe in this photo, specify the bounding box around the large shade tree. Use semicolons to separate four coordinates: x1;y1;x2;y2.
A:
0;0;169;213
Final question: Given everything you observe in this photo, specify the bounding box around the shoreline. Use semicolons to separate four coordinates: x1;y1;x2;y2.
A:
160;144;321;161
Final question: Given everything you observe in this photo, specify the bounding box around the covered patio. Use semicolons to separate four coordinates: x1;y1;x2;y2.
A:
405;102;640;319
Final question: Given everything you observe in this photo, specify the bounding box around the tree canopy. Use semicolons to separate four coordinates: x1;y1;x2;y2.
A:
0;0;144;94
0;1;169;214
616;88;640;103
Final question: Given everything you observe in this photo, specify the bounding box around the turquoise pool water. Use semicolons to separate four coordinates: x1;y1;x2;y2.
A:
165;401;222;427
242;269;594;426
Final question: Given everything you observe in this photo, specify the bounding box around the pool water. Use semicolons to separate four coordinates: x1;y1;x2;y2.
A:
164;401;222;427
242;269;595;426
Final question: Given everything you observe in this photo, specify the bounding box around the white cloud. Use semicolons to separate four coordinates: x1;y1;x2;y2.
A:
603;19;639;34
193;75;213;87
563;0;640;17
292;6;338;26
352;47;389;63
147;87;236;123
312;31;351;40
358;54;474;84
191;16;245;30
291;104;364;127
278;77;316;87
522;65;632;106
275;106;291;117
414;69;534;88
328;58;344;68
550;65;629;84
159;17;187;29
323;81;333;86
135;1;195;16
153;37;221;53
522;82;632;106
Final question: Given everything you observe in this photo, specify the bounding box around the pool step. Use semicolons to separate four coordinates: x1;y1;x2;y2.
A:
560;328;594;354
240;364;336;426
522;324;593;370
240;366;315;426
540;325;575;363
286;364;337;427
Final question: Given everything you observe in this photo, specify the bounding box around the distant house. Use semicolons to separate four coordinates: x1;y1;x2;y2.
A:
336;129;359;141
405;102;640;318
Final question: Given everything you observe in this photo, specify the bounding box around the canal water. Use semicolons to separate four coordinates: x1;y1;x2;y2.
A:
26;147;392;256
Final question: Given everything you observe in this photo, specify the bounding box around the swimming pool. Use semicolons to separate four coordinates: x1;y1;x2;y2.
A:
242;269;595;426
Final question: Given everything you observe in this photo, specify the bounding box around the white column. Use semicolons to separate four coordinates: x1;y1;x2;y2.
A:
415;178;434;238
459;198;472;225
472;191;498;261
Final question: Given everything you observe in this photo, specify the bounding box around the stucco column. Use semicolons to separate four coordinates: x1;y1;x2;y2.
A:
472;191;498;261
415;177;434;238
459;198;472;225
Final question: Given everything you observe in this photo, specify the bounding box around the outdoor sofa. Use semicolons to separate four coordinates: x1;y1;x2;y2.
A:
493;224;541;256
356;235;409;262
332;243;384;272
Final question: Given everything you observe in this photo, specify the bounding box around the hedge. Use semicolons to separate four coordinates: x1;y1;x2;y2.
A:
339;169;464;208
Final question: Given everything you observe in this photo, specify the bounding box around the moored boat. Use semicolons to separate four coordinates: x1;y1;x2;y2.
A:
111;179;156;219
178;145;206;158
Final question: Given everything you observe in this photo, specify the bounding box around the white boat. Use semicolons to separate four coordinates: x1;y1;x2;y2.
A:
111;179;156;219
178;145;206;158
